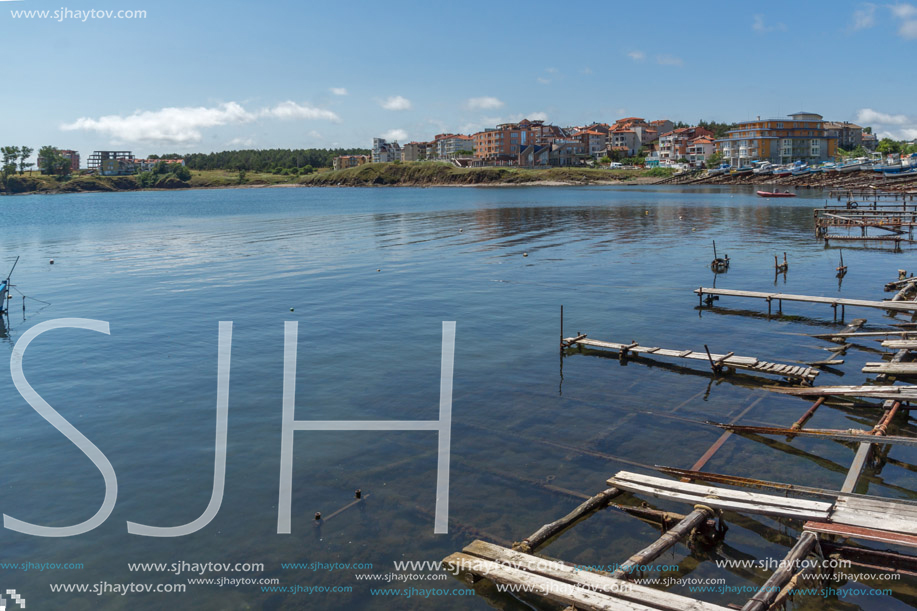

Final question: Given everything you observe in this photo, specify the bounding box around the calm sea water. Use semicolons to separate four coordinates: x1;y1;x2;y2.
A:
1;185;915;610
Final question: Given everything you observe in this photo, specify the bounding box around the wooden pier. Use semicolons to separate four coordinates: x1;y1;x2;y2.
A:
445;280;917;611
695;286;917;318
814;204;917;246
562;335;818;383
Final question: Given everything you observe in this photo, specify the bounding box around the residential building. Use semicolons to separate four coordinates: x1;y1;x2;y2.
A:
333;154;371;170
473;119;568;165
650;119;675;138
572;129;608;158
88;151;133;174
823;121;864;150
686;136;716;167
657;127;715;165
862;132;879;151
428;134;474;159
518;139;589;167
401;142;428;162
716;112;837;167
372;138;402;163
606;118;665;156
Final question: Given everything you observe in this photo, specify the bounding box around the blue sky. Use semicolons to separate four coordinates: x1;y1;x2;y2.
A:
2;0;916;157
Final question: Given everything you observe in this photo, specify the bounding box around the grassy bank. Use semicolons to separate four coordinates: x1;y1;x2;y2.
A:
297;162;673;186
0;164;674;195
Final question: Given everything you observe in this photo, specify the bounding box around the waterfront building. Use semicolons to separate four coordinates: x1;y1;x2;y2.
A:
333;154;371;170
372;138;402;163
716;112;837;167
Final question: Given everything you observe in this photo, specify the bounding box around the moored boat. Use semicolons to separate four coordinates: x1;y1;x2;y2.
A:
757;189;797;198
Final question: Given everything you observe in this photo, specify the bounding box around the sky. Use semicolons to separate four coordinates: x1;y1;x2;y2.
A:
1;0;916;159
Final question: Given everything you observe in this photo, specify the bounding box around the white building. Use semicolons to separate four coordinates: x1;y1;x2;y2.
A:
372;138;402;163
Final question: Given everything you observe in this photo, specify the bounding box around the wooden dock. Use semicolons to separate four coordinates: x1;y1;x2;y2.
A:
562;335;818;383
695;286;917;318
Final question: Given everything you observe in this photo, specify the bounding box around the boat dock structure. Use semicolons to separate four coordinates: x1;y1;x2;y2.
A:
815;201;917;247
444;275;917;610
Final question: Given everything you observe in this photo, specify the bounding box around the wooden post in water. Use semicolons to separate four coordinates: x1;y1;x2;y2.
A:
610;506;714;580
514;487;622;553
742;532;818;611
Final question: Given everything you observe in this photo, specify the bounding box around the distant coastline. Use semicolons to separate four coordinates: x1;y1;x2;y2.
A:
0;163;674;195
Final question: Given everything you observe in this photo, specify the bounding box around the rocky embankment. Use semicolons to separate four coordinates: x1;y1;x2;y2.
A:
659;169;917;191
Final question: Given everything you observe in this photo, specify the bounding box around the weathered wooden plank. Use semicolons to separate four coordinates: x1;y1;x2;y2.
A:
608;472;831;512
769;384;917;399
863;362;917;374
710;422;917;448
608;480;829;520
442;552;660;611
831;496;917;534
566;337;815;380
804;521;917;549
881;340;917;349
694;287;917;312
462;540;731;611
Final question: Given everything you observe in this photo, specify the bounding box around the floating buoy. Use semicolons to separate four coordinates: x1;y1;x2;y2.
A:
49;259;54;264
290;307;294;312
355;489;362;499
376;269;381;272
314;512;322;521
523;252;528;257
459;229;463;233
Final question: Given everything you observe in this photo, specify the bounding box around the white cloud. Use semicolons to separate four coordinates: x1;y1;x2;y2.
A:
857;108;911;125
259;101;340;122
466;96;504;110
380;95;412;111
382;128;408;141
856;107;917;139
330;87;348;96
61;102;253;144
899;18;917;36
888;3;917;37
753;14;787;32
307;130;324;140
528;112;548;122
545;67;558;74
889;3;917;18
627;50;645;61
228;137;255;147
656;54;684;67
581;67;593;74
61;101;339;144
536;76;551;84
851;3;877;29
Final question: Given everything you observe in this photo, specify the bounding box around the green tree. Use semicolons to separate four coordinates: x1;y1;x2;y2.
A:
599;156;612;165
18;146;34;175
172;164;191;181
877;138;902;154
705;151;725;168
37;145;70;176
2;146;20;180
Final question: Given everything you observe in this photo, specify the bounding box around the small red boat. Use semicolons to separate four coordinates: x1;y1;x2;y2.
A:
757;190;797;198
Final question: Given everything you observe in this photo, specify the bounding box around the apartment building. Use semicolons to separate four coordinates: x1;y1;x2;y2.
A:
473;119;567;164
657;126;715;165
372;138;402;163
333;155;371;170
401;142;428;162
716;112;837;167
823;121;865;150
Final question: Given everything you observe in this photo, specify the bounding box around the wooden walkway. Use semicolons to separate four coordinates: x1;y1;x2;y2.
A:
695;287;917;317
563;335;818;383
444;540;732;611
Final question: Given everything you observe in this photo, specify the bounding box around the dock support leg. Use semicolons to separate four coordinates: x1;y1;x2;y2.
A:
767;297;771;317
514;487;622;554
832;303;837;322
741;532;818;611
611;506;714;580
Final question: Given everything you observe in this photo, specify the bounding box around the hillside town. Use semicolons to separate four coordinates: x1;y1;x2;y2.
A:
333;112;898;175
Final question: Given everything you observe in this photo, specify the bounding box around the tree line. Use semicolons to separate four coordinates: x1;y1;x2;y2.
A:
182;148;370;172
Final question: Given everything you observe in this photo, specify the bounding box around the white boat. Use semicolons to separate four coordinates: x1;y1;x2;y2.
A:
837;157;872;172
753;162;775;174
790;161;810;176
707;163;731;177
